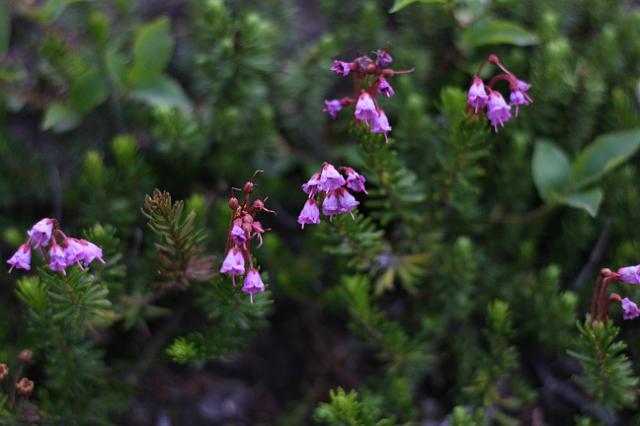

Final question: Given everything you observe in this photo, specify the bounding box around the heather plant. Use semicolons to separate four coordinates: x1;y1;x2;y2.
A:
1;0;640;425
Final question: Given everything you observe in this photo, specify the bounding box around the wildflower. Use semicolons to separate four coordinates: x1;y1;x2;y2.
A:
325;47;412;140
7;244;31;272
18;350;33;364
330;60;352;76
621;298;640;320
467;76;488;113
16;378;34;397
319;163;346;192
27;218;54;248
220;248;245;276
322;190;341;217
230;221;247;246
302;173;321;197
617;265;640;285
370;109;392;140
297;199;321;228
378;78;394;97
242;268;265;304
486;92;511;132
375;49;393;68
343;167;367;194
63;238;85;266
251;221;266;247
516;79;531;92
76;240;105;266
323;99;343;119
334;188;359;215
354;92;377;122
48;243;67;274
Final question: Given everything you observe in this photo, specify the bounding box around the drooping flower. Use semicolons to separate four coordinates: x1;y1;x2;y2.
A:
323;99;343;119
621;298;640;320
49;243;67;274
297;199;321;229
354;55;374;72
375;49;393;68
618;265;640;285
378;78;394;97
330;60;352;76
242;268;265;304
7;244;31;272
343;167;367;194
486;91;511;132
220;248;245;276
27;218;54;248
467;76;488;113
370;109;392;142
354;92;377;122
302;173;321;197
334;188;360;216
76;240;105;266
63;238;85;267
319;163;346;192
230;221;247;246
322;190;341;217
516;79;531;92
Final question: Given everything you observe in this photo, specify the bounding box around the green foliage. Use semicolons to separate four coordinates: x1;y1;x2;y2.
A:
569;320;639;411
314;387;395;426
142;189;216;289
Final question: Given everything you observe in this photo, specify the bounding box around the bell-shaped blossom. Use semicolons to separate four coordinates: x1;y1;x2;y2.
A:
7;244;31;272
510;90;532;116
319;163;346;192
335;188;359;215
63;238;85;266
230;221;247;246
378;78;394;97
322;191;341;217
375;50;393;68
242;268;265;304
49;243;67;274
330;60;352;76
220;248;245;276
77;240;105;266
354;92;377;122
467;76;488;113
323;100;343;119
618;265;640;285
297;199;321;229
370;109;392;142
302;173;321;197
343;167;367;194
621;298;640;320
27;218;54;248
516;79;531;92
486;91;511;132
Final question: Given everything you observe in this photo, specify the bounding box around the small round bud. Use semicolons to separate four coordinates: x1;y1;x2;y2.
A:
228;197;239;210
0;363;9;381
16;378;34;397
18;350;32;364
242;214;254;224
609;293;622;303
253;199;264;210
600;268;613;277
243;181;254;193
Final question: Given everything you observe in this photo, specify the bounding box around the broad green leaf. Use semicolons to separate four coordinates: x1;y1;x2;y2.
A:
389;0;447;13
68;69;109;114
0;0;9;59
570;129;640;189
128;17;174;86
562;187;604;218
25;0;91;23
129;76;191;114
462;19;539;49
532;140;570;201
42;102;81;132
104;50;127;92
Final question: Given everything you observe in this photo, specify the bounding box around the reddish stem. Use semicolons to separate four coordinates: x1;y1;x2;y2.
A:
590;275;603;323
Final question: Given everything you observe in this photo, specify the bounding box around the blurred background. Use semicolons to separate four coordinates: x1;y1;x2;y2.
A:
1;0;640;424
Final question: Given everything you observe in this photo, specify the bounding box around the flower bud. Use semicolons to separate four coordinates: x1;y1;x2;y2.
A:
228;197;239;210
243;181;254;193
18;350;33;364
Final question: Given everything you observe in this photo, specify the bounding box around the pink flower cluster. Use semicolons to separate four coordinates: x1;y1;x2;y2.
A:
7;218;104;274
220;172;274;303
324;48;413;142
298;163;367;228
467;54;533;132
